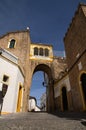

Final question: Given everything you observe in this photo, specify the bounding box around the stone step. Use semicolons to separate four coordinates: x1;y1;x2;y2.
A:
0;112;86;130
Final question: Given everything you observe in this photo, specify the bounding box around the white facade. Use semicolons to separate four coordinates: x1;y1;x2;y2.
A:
0;48;24;114
28;98;40;112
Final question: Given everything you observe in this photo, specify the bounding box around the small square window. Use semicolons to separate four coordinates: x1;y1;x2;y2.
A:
3;75;9;82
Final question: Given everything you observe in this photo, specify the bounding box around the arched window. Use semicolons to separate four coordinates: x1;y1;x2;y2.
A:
45;48;49;57
39;48;43;56
9;39;15;48
34;47;38;55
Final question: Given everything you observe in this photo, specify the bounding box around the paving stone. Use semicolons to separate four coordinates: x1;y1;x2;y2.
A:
0;112;86;130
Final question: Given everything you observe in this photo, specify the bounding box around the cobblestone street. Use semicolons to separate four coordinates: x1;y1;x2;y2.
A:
0;112;86;130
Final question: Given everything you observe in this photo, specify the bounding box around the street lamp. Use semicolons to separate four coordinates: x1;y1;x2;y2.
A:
42;82;48;88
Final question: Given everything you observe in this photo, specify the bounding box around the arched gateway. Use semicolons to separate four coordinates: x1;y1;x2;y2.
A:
27;43;55;112
0;30;66;113
32;64;54;112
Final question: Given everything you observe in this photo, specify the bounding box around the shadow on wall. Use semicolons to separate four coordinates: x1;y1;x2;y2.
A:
52;111;86;121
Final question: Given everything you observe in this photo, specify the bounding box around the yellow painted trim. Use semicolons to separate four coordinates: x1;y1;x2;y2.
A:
79;71;86;111
7;38;17;49
30;54;33;56
30;43;53;48
49;56;53;58
16;83;23;112
30;57;53;62
30;44;53;59
1;112;10;115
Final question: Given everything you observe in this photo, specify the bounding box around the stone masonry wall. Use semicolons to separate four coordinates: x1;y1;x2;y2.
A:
0;30;31;111
52;57;67;80
64;6;86;111
0;30;67;112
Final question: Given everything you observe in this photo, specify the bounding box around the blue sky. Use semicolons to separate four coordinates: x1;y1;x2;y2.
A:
0;0;86;51
30;72;46;106
0;0;86;106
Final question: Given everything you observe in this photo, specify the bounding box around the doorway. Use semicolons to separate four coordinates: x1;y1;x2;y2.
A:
62;87;68;111
80;73;86;107
17;85;22;112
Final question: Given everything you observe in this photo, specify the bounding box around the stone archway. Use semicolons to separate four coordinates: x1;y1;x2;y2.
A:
80;73;86;108
0;30;67;113
31;64;54;112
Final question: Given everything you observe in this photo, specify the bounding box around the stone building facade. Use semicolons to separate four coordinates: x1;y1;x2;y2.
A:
54;3;86;112
64;3;86;111
0;30;31;112
0;30;66;113
1;3;85;113
54;74;73;111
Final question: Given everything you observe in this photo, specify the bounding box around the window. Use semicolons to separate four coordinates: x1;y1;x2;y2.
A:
3;75;9;82
39;48;43;56
9;39;15;48
45;48;49;57
34;47;49;57
34;47;38;55
2;75;9;98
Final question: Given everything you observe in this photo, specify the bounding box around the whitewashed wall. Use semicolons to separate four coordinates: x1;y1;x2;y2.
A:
0;57;24;113
28;99;40;111
35;106;40;111
13;68;24;112
54;75;71;98
29;99;36;111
